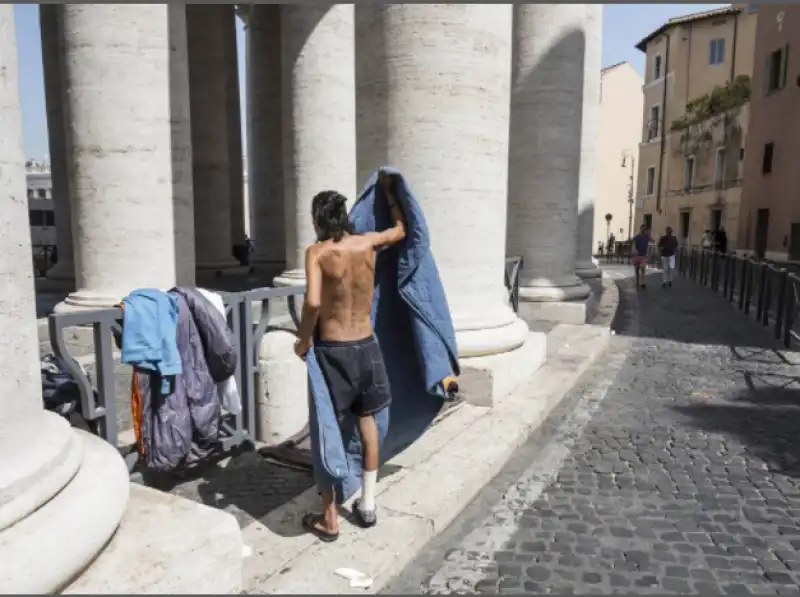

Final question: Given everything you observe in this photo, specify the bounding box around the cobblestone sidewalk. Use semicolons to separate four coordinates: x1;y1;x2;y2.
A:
386;267;800;595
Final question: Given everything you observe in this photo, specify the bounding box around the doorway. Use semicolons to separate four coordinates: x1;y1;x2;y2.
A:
679;211;691;246
710;209;723;232
754;208;770;260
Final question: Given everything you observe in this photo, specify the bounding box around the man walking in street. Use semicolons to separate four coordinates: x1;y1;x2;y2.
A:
631;224;652;290
658;226;679;288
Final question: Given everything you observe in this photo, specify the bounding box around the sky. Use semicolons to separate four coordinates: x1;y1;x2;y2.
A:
13;3;727;160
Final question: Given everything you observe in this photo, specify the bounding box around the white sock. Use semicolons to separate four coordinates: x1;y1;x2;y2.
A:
361;470;377;512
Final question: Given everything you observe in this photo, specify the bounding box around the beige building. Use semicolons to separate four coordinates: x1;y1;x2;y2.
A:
595;62;643;249
739;5;800;261
634;5;757;249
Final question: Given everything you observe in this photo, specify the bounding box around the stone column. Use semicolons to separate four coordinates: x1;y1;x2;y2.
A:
39;6;74;287
226;12;246;247
0;9;130;591
187;5;241;276
55;5;193;311
507;4;591;325
356;5;528;357
575;5;603;279
0;5;42;418
275;5;356;286
169;5;196;287
248;5;285;274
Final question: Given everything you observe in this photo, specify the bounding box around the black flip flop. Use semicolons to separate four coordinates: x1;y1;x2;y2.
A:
302;513;339;543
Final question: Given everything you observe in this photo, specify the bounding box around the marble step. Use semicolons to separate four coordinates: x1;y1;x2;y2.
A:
64;484;243;594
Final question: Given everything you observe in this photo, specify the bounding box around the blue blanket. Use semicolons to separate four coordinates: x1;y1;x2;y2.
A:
306;168;460;502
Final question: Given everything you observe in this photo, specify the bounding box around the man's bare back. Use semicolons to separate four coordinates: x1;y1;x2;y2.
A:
310;234;377;342
294;173;406;359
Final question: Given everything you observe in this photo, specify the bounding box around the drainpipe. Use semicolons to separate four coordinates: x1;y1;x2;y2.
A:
730;12;738;82
655;32;670;214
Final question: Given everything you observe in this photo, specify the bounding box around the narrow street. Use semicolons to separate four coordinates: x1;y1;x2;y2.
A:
385;266;800;595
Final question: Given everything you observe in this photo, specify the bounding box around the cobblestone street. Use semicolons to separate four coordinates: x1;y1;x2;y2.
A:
385;266;800;595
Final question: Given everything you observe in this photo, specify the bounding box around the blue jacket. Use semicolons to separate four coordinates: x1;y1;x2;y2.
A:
306;168;460;502
121;288;182;377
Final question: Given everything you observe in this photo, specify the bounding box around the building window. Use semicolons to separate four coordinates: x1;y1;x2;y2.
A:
643;213;653;231
715;149;726;187
37;188;47;199
766;45;789;94
44;211;55;226
645;166;656;196
762;142;774;174
647;105;660;141
653;54;663;81
684;157;695;191
709;38;726;65
29;210;44;226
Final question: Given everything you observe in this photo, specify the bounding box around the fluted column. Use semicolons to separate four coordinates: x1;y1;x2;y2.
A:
356;5;528;357
40;6;75;287
575;4;603;279
275;5;356;286
55;5;194;311
187;5;241;276
507;4;591;324
226;12;246;247
249;5;285;273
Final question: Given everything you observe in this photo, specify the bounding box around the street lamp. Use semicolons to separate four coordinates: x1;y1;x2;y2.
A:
621;152;635;239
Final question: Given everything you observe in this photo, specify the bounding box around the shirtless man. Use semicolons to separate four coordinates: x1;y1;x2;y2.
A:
293;171;406;542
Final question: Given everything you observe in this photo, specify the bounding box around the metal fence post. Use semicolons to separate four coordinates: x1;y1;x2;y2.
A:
744;260;753;315
756;262;768;321
775;269;788;339
762;267;773;327
785;275;796;348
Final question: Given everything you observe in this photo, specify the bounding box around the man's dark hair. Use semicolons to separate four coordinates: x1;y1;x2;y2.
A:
311;190;354;242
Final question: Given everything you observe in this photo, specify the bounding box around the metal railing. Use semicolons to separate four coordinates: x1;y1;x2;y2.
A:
505;256;523;314
48;260;525;469
48;286;305;471
647;245;800;349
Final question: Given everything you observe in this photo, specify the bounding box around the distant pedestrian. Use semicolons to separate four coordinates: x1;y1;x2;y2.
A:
701;230;713;250
658;226;679;288
631;224;652;290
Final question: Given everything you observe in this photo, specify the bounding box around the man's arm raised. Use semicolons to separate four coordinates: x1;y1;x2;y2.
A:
365;172;407;251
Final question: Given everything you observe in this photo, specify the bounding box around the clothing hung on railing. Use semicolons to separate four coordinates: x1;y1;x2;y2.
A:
122;287;238;471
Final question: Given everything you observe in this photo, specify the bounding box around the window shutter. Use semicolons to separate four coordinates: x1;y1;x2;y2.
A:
780;44;790;89
709;40;715;64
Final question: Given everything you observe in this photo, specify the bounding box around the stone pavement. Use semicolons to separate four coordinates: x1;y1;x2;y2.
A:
385;266;800;595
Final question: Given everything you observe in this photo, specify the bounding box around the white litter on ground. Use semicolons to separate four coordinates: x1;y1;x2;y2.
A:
241;545;253;558
334;568;373;589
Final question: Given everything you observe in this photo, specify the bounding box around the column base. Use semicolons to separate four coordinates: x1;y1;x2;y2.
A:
196;258;250;279
53;288;129;312
517;278;592;325
273;268;306;288
458;330;547;407
0;412;130;594
455;315;529;358
575;259;602;279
